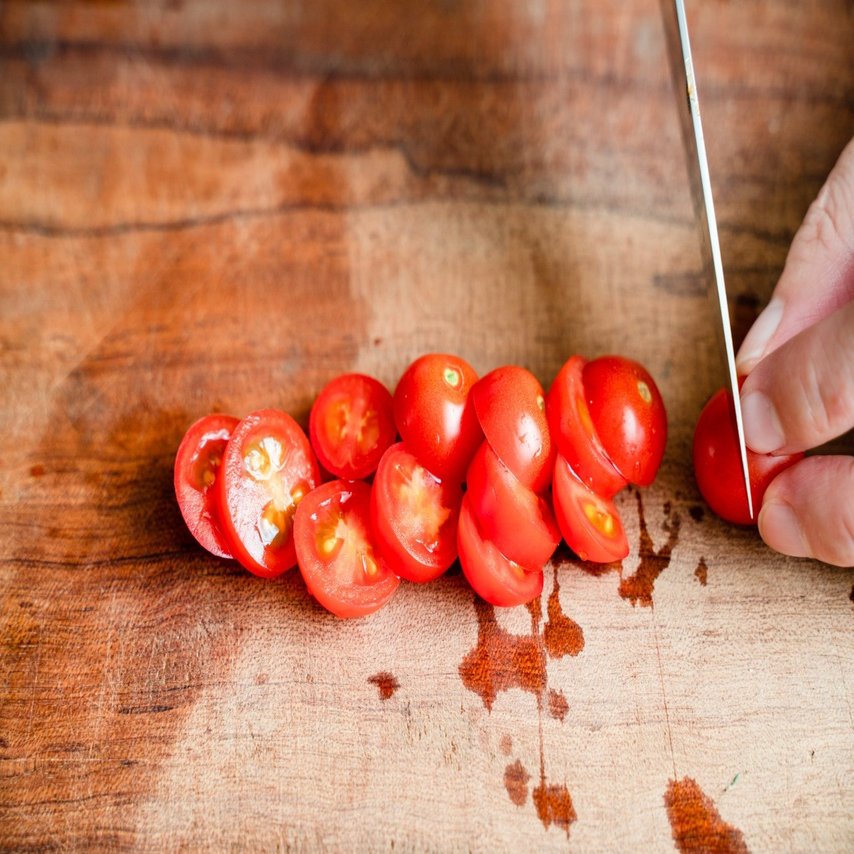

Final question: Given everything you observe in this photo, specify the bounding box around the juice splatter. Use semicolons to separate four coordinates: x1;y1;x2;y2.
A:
368;671;399;700
695;557;708;586
504;759;530;805
665;777;748;853
548;689;569;721
544;570;584;658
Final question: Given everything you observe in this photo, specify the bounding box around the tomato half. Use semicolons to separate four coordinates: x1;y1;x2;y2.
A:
294;480;399;618
552;455;629;563
309;373;396;480
693;386;803;526
546;356;628;498
471;365;555;493
218;409;321;578
371;443;462;583
465;441;559;568
582;356;667;486
457;496;544;608
393;353;482;482
174;413;239;558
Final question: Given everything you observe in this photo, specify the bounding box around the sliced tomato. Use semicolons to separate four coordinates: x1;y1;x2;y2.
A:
174;413;239;558
294;480;399;618
309;373;396;481
465;441;559;568
393;353;482;482
583;355;667;486
471;365;555;493
371;442;462;583
552;454;628;563
457;496;544;608
218;409;321;578
546;356;627;498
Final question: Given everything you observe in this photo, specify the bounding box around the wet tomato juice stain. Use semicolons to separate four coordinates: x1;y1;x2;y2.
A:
695;557;708;586
368;671;399;700
665;777;748;853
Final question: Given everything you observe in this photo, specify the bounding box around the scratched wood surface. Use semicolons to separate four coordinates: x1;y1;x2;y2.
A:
1;1;853;850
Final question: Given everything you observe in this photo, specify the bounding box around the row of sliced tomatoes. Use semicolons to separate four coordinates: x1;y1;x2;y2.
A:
174;353;667;618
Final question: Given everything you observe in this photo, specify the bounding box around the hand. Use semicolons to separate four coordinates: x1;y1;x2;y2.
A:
736;137;854;567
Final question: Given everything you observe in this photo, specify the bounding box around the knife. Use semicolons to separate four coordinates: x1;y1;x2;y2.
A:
661;0;754;519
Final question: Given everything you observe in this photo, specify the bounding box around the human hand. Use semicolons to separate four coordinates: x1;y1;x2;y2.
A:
736;138;854;567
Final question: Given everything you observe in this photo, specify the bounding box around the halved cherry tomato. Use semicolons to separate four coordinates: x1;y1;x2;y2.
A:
546;356;628;498
371;442;462;583
472;365;555;493
218;409;321;578
693;386;803;526
552;454;629;563
309;373;396;480
174;413;239;558
457;496;544;607
393;353;482;482
583;356;667;486
294;480;399;618
465;442;559;568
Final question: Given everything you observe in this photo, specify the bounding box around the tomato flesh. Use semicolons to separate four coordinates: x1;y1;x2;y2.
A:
309;373;396;480
547;356;628;498
218;409;321;578
371;443;461;583
465;441;559;568
457;496;544;608
552;454;628;563
174;413;239;558
693;386;803;526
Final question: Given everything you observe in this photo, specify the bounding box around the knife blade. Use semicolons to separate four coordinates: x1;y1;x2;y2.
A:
661;0;754;519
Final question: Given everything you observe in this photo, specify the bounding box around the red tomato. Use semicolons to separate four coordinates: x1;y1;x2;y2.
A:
457;496;544;608
393;353;482;482
309;373;396;480
693;386;803;526
174;413;239;558
218;409;321;578
471;365;555;493
552;455;629;563
371;443;462;583
582;356;667;486
294;480;399;618
546;356;628;498
465;442;559;568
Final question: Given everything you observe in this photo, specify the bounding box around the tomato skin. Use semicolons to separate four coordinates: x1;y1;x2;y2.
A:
393;354;482;482
308;373;396;481
218;409;321;579
471;365;555;493
174;413;240;558
465;442;559;568
552;455;629;563
582;356;667;487
546;356;628;498
457;496;544;608
371;443;462;583
693;387;803;526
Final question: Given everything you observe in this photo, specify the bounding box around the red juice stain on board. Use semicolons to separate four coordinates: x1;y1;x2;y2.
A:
504;759;530;806
500;734;513;756
30;464;45;477
543;567;584;659
533;778;576;834
548;688;569;721
368;671;399;700
695;557;708;586
619;492;681;607
665;777;748;853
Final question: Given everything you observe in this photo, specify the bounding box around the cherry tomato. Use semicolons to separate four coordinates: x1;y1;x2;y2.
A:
294;480;399;618
457;496;544;608
582;356;667;486
309;373;396;481
174;413;239;558
693;386;803;526
471;365;555;493
371;443;462;583
552;455;629;563
547;356;628;498
218;409;321;578
465;441;559;568
393;353;482;482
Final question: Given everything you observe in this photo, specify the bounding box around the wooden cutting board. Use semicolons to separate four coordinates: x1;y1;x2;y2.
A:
1;1;852;849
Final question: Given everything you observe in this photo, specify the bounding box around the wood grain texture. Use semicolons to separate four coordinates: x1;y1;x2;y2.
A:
1;1;853;850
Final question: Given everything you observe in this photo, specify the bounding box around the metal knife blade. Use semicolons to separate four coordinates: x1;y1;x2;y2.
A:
662;0;754;519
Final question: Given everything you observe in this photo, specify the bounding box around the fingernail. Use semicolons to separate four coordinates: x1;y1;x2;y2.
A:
758;500;810;558
736;298;784;372
741;389;785;453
